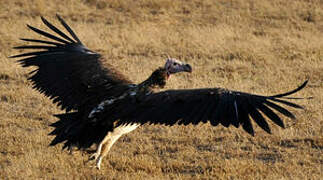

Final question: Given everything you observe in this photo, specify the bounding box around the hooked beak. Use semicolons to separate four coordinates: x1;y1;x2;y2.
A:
165;58;193;75
183;64;192;73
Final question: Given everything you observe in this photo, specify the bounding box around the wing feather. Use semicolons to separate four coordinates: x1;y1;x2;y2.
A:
12;16;131;111
117;81;308;135
20;38;64;46
239;101;255;136
257;103;285;128
200;100;216;124
264;100;296;119
190;101;210;125
27;24;70;44
56;14;82;44
41;16;76;43
211;94;225;126
248;102;271;134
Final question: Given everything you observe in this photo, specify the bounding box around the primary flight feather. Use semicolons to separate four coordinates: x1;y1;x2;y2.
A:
12;15;308;169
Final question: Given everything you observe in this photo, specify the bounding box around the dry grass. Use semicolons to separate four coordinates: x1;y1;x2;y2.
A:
0;0;322;179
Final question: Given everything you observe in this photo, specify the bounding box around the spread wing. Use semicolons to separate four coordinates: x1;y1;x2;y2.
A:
11;15;131;111
117;81;308;136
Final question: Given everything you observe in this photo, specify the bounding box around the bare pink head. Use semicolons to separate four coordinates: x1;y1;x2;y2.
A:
164;58;192;77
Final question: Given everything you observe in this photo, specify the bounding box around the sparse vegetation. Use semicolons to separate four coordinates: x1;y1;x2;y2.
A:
0;0;322;179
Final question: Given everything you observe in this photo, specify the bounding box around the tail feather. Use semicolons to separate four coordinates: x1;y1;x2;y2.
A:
49;112;80;147
49;112;111;150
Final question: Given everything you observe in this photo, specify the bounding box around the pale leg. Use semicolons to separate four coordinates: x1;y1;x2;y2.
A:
92;124;140;169
89;143;102;160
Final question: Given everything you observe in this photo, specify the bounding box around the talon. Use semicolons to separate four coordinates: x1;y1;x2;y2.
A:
89;165;99;169
89;153;99;161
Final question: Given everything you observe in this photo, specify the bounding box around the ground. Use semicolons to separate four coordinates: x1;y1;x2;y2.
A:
0;0;322;179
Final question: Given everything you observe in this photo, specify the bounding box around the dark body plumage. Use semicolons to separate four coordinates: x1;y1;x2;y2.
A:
12;15;309;169
49;67;169;149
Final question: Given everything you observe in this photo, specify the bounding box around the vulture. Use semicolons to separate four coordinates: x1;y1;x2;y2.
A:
12;15;309;170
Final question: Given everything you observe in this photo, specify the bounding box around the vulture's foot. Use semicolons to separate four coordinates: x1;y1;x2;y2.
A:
89;143;102;161
88;143;104;169
89;152;100;161
96;156;103;170
88;154;102;170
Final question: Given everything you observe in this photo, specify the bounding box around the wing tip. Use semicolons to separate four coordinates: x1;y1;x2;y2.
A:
26;24;35;30
56;14;62;20
40;16;50;27
40;16;46;22
270;79;309;99
55;14;82;44
299;79;309;90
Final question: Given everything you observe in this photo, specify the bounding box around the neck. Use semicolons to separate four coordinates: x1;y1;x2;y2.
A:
138;67;167;89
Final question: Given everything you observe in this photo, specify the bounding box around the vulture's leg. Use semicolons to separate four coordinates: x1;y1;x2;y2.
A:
95;124;140;169
89;143;103;161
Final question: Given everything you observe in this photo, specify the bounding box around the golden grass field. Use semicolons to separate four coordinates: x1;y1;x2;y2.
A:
0;0;322;179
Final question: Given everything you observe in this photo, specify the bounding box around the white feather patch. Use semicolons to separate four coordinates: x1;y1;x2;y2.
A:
88;84;141;119
88;99;115;118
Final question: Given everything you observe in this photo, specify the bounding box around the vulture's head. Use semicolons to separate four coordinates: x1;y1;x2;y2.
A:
164;58;192;78
144;58;192;88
